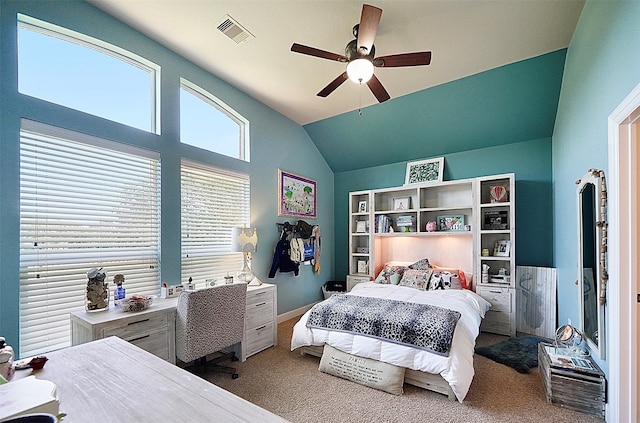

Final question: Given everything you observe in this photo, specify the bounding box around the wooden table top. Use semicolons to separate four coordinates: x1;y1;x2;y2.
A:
14;336;288;423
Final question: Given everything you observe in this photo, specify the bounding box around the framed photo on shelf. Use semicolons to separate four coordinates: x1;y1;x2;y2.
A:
494;240;511;257
437;214;465;231
356;220;367;233
393;197;410;210
278;169;317;219
404;157;444;185
358;200;367;213
357;260;369;274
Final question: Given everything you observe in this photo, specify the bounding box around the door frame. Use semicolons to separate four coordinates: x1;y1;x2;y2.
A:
607;82;640;423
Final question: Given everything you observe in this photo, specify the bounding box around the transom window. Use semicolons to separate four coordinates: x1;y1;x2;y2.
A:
18;14;160;133
180;79;249;161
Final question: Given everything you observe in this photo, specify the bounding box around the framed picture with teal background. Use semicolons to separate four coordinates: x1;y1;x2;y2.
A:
437;214;465;231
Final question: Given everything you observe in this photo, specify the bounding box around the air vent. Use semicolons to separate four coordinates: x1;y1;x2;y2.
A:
216;15;254;45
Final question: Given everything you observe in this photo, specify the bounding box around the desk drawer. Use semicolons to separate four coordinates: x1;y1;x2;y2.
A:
103;313;168;338
245;322;274;357
128;329;170;361
246;288;274;306
246;299;274;329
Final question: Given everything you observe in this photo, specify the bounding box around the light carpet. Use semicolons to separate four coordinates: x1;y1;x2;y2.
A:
199;318;604;423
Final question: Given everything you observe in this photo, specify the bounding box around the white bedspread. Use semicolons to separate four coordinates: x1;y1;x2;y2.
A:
291;282;491;402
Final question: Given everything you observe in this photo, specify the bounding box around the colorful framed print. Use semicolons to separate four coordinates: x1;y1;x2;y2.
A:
278;169;317;218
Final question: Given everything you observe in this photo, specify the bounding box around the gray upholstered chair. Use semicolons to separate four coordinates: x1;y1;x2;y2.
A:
175;282;247;378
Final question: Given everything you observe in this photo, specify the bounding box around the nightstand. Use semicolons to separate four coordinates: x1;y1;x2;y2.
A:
538;343;606;419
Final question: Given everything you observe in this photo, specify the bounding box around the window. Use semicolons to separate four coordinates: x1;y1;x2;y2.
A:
181;161;250;284
180;79;249;161
18;14;160;133
19;120;161;358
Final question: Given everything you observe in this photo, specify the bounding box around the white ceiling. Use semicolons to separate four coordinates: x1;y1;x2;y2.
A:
88;0;584;126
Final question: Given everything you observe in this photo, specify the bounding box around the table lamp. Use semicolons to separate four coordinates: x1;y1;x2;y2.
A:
231;226;259;284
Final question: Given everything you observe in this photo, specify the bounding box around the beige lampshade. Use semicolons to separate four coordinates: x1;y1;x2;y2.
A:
231;227;258;252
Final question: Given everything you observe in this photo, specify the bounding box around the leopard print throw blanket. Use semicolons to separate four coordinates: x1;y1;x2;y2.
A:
306;294;461;356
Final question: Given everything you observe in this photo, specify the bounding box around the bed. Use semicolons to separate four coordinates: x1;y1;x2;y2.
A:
291;267;490;402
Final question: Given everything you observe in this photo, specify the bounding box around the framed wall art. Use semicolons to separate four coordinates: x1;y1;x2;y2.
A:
404;157;444;185
278;169;317;219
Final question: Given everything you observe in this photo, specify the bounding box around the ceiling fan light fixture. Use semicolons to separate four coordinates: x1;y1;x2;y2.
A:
346;58;374;84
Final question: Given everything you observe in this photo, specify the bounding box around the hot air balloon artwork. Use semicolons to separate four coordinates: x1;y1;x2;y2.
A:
490;185;508;203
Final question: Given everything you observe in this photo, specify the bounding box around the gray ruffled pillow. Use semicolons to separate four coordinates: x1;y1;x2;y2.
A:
408;258;431;270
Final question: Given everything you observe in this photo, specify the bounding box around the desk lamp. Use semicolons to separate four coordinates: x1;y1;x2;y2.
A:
231;226;259;285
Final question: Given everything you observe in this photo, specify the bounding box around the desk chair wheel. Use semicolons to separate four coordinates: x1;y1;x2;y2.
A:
232;373;239;379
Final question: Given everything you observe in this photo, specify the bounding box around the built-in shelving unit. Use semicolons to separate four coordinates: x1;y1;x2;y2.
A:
348;173;516;336
475;174;516;336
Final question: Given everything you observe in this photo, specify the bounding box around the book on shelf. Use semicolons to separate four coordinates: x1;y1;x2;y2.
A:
375;215;392;233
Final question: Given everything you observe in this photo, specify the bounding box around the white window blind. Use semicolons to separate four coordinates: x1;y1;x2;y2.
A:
181;160;249;285
19;120;161;358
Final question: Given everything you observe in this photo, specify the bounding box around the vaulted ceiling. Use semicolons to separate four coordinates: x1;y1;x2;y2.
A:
88;1;584;171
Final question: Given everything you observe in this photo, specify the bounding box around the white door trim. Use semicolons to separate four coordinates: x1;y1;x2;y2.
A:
607;82;640;423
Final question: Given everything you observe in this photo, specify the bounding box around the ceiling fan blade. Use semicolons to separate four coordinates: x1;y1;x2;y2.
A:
357;4;382;55
317;72;349;97
366;74;390;103
291;43;348;63
373;52;432;68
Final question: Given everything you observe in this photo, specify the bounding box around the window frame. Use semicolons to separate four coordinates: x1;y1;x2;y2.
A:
180;78;250;161
18;119;162;358
18;13;161;134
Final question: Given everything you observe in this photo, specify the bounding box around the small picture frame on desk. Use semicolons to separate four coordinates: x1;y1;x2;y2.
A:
494;240;511;257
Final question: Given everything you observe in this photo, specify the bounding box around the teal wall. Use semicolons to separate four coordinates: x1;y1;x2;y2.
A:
0;0;334;355
334;138;553;279
553;0;640;372
305;50;566;173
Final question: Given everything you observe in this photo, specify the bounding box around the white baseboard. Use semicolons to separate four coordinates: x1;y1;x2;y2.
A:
277;302;318;324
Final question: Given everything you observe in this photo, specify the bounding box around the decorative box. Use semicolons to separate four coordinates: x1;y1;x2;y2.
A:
160;285;184;298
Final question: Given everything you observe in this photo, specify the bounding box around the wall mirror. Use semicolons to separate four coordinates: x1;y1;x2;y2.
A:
576;169;607;359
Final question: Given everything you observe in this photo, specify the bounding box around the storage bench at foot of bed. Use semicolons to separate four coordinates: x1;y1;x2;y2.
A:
299;345;456;400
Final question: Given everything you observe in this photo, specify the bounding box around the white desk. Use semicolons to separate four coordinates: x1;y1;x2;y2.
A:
14;336;288;422
70;282;277;364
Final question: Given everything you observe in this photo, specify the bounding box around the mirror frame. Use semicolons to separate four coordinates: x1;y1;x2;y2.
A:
576;169;608;359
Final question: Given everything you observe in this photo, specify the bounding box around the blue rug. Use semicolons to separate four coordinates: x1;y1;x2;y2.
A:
475;335;549;374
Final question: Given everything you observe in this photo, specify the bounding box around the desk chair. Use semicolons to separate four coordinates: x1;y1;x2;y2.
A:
175;283;247;378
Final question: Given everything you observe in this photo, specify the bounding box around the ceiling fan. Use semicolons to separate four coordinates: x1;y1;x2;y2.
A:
291;3;431;103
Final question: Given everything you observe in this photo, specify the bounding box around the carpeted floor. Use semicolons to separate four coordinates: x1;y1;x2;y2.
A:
197;318;604;423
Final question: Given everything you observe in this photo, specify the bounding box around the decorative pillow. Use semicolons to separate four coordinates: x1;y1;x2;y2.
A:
408;258;431;270
427;271;462;290
374;266;406;285
431;265;469;289
398;269;433;290
319;345;405;395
